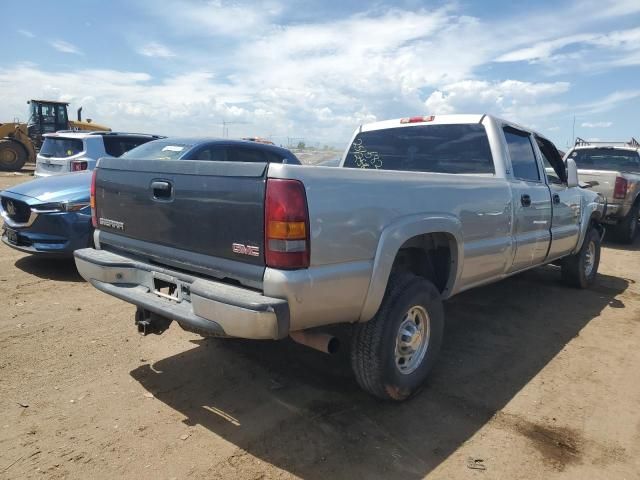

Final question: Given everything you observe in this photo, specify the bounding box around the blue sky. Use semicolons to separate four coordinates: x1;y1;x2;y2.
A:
2;0;640;148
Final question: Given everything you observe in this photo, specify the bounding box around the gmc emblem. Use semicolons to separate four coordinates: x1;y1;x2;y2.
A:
232;243;260;257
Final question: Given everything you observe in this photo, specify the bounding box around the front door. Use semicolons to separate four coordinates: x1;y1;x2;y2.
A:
534;134;581;259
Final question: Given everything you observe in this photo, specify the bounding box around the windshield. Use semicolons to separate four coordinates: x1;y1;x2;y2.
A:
569;148;640;172
343;124;495;174
120;141;193;160
39;137;84;158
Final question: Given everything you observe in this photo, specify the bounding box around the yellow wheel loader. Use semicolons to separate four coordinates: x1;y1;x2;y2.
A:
0;99;110;171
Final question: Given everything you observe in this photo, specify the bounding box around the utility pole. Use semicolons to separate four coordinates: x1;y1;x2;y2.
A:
220;120;249;138
287;136;304;148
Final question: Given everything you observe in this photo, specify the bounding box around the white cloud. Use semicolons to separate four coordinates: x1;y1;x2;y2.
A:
143;0;282;37
495;27;640;70
5;2;640;146
137;42;176;58
578;90;640;114
424;80;570;124
17;29;35;38
49;39;82;55
581;121;612;128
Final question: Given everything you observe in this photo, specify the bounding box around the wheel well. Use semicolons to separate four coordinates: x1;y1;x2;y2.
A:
390;233;455;294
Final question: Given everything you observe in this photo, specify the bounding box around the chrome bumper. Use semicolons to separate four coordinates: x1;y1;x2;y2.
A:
74;248;290;340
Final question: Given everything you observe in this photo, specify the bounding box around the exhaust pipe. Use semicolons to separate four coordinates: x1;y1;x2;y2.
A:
77;107;82;122
290;331;339;354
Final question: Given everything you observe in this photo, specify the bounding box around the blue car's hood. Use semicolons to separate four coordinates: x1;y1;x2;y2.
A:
4;171;91;203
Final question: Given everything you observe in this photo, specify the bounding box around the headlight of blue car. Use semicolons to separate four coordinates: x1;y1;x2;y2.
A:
31;202;91;213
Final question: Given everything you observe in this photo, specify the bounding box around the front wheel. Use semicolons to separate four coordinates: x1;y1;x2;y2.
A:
561;227;601;288
350;274;444;401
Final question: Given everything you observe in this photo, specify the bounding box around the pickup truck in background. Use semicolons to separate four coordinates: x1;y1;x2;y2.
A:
74;114;606;401
565;137;640;243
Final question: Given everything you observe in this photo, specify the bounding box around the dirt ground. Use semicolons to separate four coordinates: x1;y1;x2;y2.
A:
1;171;639;480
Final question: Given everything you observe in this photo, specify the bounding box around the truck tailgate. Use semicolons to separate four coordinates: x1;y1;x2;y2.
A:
94;158;267;285
578;169;619;201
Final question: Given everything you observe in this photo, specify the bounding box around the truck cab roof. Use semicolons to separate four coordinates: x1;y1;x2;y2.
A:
360;114;553;143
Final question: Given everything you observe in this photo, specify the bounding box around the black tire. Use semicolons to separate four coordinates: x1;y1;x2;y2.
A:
613;202;639;244
350;273;444;401
561;227;601;288
0;140;28;172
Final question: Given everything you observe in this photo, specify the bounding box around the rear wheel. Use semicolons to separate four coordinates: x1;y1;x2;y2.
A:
561;227;601;288
0;140;28;172
351;273;444;401
613;203;639;244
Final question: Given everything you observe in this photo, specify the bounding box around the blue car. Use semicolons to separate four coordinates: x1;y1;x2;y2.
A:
1;171;93;257
1;138;300;257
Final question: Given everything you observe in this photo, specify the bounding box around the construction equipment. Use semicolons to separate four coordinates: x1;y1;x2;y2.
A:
0;99;110;172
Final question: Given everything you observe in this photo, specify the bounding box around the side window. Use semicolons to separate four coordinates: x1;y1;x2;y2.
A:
103;137;150;157
503;127;540;182
194;147;227;161
227;148;266;163
534;135;566;185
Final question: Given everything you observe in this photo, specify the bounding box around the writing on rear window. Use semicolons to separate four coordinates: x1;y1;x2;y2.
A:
344;124;495;174
162;145;185;152
350;138;383;169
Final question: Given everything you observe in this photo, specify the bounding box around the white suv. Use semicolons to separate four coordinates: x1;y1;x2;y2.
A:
35;131;162;177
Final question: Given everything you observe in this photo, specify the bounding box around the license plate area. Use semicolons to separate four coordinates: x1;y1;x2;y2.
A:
5;228;18;245
152;272;184;302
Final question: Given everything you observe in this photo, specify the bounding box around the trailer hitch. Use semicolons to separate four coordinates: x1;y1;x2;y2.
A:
135;308;173;335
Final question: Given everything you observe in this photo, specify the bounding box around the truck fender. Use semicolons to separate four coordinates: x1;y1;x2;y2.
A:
573;197;605;254
358;214;464;322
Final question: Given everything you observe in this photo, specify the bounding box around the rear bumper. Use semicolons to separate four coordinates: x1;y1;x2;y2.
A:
74;248;290;340
602;202;632;223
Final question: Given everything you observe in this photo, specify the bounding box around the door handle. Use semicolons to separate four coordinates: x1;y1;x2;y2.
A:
553;194;560;204
151;180;173;199
521;194;532;207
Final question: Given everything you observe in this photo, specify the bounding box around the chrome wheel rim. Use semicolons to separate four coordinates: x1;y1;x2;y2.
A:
395;305;430;375
584;241;596;277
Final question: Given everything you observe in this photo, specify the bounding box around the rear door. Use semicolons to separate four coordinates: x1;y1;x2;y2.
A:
503;126;552;272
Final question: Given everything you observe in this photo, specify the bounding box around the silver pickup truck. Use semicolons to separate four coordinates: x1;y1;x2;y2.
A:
566;138;640;243
75;114;605;401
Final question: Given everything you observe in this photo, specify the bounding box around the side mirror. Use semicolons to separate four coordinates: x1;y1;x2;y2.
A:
566;158;579;188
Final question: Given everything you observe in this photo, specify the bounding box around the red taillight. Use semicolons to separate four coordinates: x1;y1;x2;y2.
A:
90;169;97;228
71;160;88;172
265;179;310;269
614;176;628;200
400;115;435;124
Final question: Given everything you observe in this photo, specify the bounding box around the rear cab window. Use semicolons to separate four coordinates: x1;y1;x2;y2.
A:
569;148;640;172
39;137;84;158
343;124;495;174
